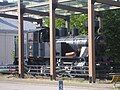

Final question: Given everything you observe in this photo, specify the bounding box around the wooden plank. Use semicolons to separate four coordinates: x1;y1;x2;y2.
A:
57;3;88;13
49;0;57;80
96;0;120;7
18;0;24;78
88;0;96;83
0;0;71;12
25;8;67;19
57;3;99;15
0;13;42;22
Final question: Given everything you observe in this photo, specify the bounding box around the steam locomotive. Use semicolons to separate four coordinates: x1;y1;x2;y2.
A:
14;26;110;78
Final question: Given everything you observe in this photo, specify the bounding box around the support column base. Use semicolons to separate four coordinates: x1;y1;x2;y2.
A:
89;76;96;83
19;74;24;78
50;75;56;80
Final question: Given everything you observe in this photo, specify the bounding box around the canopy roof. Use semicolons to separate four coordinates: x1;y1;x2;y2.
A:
0;0;120;21
0;17;36;31
0;0;119;80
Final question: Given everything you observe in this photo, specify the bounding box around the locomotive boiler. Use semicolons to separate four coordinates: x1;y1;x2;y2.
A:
21;26;111;78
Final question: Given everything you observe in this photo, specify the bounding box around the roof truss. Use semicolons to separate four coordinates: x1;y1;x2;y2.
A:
95;0;120;7
0;13;41;22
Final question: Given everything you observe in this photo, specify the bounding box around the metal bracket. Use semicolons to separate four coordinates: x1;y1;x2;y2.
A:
92;0;96;4
20;4;25;14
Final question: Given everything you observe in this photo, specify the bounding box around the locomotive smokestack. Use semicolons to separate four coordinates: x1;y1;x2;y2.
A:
59;27;68;37
72;27;79;36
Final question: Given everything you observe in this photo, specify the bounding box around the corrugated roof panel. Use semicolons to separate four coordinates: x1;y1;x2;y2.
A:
0;0;120;18
0;17;36;30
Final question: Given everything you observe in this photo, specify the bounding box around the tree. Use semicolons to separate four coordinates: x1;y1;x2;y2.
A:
102;9;120;63
43;14;88;35
70;14;88;35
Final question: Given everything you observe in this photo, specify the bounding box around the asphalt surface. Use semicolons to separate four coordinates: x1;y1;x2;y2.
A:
0;80;117;90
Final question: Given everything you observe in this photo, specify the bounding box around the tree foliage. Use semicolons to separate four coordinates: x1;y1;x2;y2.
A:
43;18;65;28
102;9;120;62
43;14;88;35
70;14;88;35
43;9;120;63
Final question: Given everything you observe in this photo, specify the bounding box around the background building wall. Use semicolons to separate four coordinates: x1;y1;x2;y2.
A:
0;17;36;65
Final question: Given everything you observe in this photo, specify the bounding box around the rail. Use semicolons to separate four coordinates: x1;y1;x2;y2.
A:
0;65;18;74
25;65;89;77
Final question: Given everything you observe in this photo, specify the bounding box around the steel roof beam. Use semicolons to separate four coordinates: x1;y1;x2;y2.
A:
95;0;120;7
0;13;41;22
24;8;67;19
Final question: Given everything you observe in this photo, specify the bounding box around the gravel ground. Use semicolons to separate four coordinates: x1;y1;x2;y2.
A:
0;74;120;90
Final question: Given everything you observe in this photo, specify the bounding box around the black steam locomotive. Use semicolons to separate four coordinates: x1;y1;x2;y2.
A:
15;26;110;78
